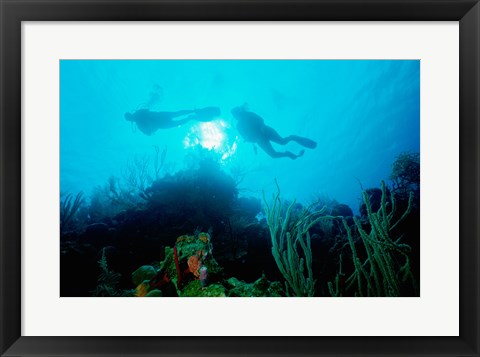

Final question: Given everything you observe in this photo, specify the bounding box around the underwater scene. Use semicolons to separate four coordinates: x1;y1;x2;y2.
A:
60;60;420;297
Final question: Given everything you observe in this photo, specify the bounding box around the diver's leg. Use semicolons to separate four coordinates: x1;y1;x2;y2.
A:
263;125;317;149
168;108;219;124
193;107;221;122
171;117;193;126
179;107;221;122
153;111;194;128
168;110;195;118
262;126;290;145
257;139;305;160
285;135;318;149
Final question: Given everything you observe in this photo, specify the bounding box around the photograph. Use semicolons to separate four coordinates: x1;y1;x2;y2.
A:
60;59;420;298
2;0;478;354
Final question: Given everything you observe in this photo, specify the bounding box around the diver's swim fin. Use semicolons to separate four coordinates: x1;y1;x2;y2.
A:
290;135;317;149
193;106;221;122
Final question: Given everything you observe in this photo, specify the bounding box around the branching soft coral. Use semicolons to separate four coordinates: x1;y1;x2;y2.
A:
91;248;122;297
330;181;417;297
263;180;336;297
60;191;85;233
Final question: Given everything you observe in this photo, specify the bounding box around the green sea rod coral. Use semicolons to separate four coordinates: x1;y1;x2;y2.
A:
331;181;417;297
263;180;335;297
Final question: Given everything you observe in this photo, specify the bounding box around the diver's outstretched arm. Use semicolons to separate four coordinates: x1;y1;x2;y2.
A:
257;139;304;160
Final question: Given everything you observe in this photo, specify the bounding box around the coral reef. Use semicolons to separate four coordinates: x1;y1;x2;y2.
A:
142;157;238;234
125;231;285;297
329;181;417;297
263;180;337;296
61;151;420;298
125;232;223;296
145;289;163;297
135;281;150;297
390;152;420;200
91;248;122;297
132;265;157;286
181;281;226;297
60;192;85;233
226;275;284;297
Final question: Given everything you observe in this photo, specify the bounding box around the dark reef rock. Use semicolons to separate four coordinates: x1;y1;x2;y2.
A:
331;203;353;217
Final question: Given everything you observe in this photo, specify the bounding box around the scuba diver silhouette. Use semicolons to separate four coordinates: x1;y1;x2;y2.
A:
125;106;221;136
231;104;317;160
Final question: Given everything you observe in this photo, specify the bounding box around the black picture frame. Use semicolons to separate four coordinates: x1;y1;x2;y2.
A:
1;0;479;356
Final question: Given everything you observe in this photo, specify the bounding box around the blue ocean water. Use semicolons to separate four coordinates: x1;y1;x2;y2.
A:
60;60;419;214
